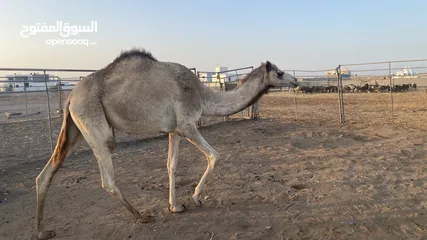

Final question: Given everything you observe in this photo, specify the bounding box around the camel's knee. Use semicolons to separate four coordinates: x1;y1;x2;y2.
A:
36;163;57;190
36;176;43;192
36;175;44;188
168;164;177;175
167;157;177;174
208;151;219;169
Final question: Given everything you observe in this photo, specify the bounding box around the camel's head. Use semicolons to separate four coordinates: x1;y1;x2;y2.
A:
263;61;299;88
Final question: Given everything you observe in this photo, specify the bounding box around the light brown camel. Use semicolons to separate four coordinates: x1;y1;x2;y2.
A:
35;48;299;239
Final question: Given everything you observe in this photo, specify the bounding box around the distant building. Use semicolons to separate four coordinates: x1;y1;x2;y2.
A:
394;66;415;76
198;66;233;83
0;73;61;92
325;67;351;77
392;66;419;79
198;72;215;82
215;67;228;73
197;66;246;90
212;67;229;82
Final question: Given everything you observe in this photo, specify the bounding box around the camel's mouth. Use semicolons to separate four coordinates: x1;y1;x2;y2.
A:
289;81;299;88
280;76;299;88
284;78;299;88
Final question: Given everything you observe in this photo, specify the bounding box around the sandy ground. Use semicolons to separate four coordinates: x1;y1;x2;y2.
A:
1;91;427;240
0;91;70;124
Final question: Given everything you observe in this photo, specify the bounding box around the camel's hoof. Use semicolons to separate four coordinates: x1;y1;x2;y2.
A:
191;196;202;207
136;215;154;224
169;204;187;213
37;230;56;240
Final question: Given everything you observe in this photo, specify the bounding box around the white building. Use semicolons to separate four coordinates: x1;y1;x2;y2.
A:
0;73;63;92
395;66;415;76
325;67;351;77
198;67;235;88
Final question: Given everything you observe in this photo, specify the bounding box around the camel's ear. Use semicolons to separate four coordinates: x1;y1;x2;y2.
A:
265;61;272;72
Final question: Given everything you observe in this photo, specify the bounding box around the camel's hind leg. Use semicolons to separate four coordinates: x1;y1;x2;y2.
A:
69;107;153;223
36;113;83;240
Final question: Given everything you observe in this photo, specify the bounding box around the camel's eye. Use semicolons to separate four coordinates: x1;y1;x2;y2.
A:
277;71;284;77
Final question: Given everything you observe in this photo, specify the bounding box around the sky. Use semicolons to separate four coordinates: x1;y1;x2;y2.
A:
1;0;427;76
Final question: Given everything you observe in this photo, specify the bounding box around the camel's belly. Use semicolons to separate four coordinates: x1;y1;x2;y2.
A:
103;99;177;134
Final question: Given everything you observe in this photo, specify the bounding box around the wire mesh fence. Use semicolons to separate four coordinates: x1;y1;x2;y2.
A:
270;60;427;127
0;69;96;156
276;59;427;127
337;59;427;127
283;69;342;124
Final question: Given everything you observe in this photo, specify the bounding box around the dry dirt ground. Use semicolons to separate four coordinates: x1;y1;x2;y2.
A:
2;91;427;240
0;91;70;124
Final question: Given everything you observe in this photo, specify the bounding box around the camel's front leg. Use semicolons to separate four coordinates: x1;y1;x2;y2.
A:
167;132;186;213
180;124;219;207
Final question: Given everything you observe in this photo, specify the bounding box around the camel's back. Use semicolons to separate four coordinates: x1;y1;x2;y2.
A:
79;49;203;96
71;50;204;133
99;56;203;104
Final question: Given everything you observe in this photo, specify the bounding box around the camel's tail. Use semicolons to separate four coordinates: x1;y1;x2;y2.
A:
54;100;82;166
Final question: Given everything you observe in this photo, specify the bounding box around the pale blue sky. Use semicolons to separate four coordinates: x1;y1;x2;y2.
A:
1;0;426;74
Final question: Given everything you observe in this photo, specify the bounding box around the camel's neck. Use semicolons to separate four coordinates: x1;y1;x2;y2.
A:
200;73;270;117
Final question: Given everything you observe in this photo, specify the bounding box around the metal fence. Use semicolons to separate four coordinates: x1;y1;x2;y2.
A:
284;59;427;126
285;69;340;123
336;59;427;126
0;68;97;153
0;65;261;154
2;59;426;156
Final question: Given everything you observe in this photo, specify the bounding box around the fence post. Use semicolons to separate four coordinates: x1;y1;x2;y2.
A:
44;71;54;153
24;81;28;122
221;81;230;122
389;62;394;125
196;70;202;128
58;78;63;116
293;70;298;121
248;67;252;119
341;67;345;124
337;66;345;125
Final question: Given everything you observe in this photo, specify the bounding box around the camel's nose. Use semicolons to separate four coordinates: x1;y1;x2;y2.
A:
291;77;299;87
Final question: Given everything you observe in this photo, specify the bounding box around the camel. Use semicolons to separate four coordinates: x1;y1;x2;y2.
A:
35;48;299;239
236;75;260;119
237;76;246;86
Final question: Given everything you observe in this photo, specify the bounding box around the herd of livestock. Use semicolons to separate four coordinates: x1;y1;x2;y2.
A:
291;83;418;94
